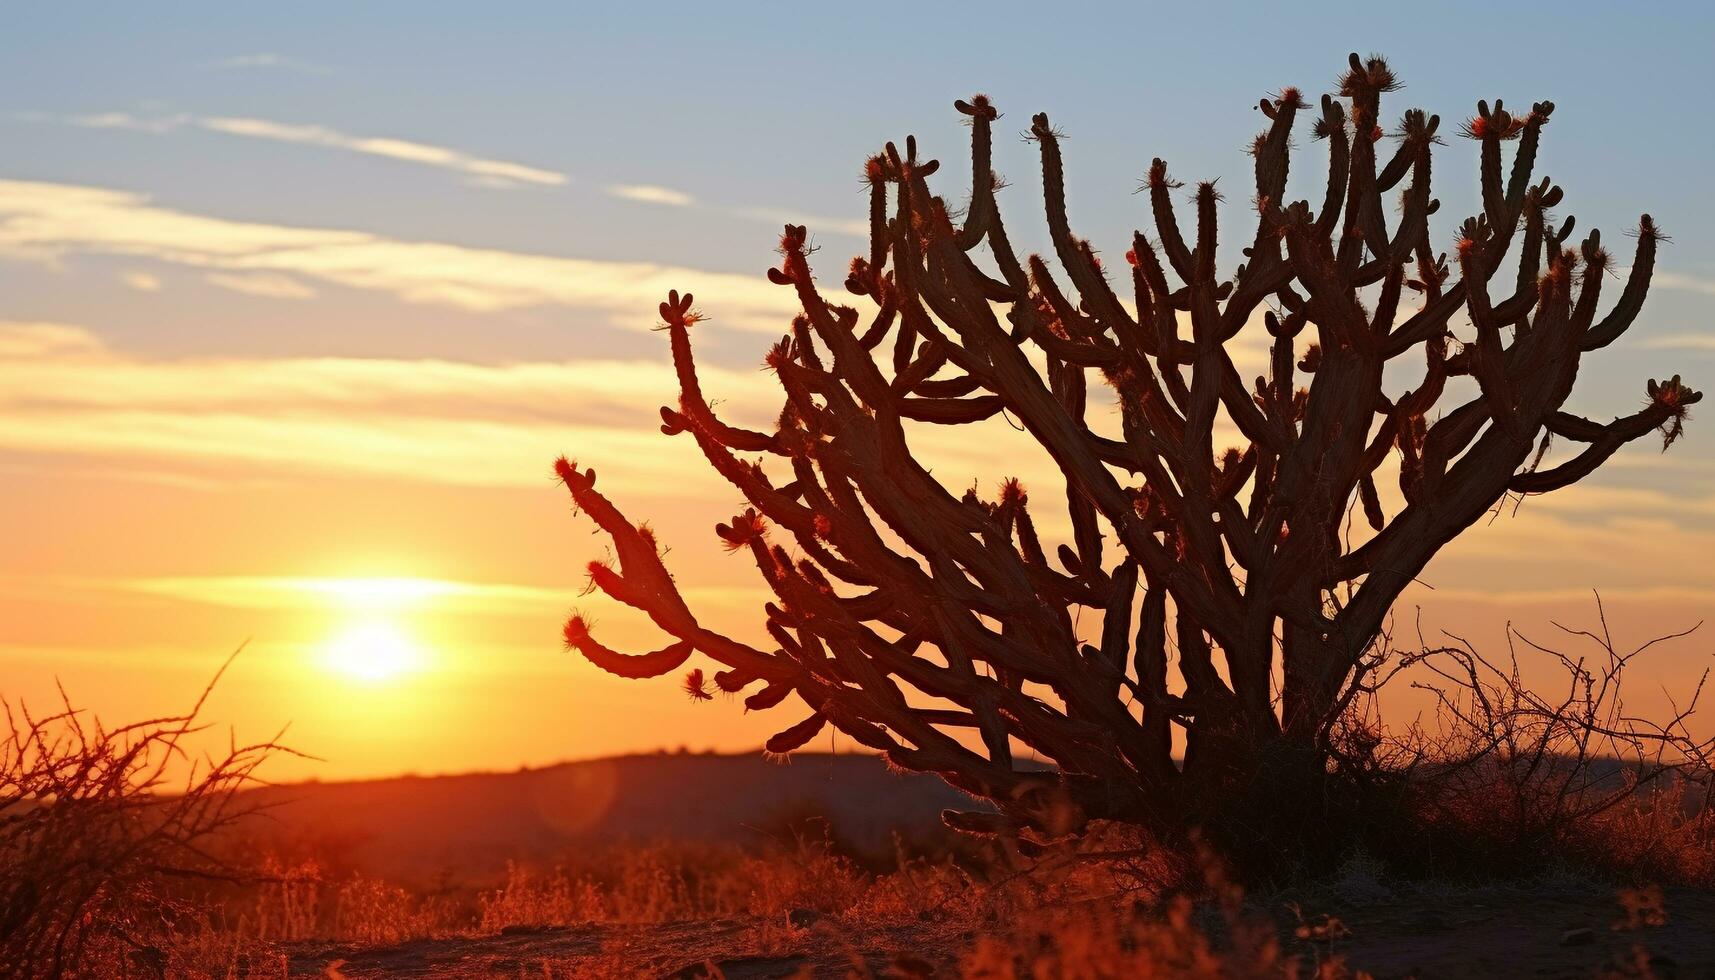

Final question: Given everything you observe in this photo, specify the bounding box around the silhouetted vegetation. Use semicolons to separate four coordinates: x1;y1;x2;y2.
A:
0;660;288;977
557;53;1704;878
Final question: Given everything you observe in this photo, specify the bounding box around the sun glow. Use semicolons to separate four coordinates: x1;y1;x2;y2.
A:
320;618;424;682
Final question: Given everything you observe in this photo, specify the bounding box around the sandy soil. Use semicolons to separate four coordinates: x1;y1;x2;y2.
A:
1291;882;1715;978
285;916;942;978
281;884;1715;978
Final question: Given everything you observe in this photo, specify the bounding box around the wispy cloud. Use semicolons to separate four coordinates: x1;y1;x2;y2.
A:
1654;271;1715;297
0;321;774;493
53;110;564;187
725;206;869;239
0;321;1707;628
607;184;695;207
0;179;802;330
198;116;566;187
63;110;569;188
204;271;316;299
120;270;161;292
1642;331;1715;351
204;53;334;76
41;111;867;235
605;184;870;238
66;111;190;134
122;575;568;613
0;322;103;358
0;319;1068;506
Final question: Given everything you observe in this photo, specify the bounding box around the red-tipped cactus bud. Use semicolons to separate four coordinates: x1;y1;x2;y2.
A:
659;406;688;436
1147;158;1180;190
561;614;591;648
658;289;700;328
682;668;714;701
954;93;998;121
1648;376;1701;448
716;509;769;552
554;457;596;492
1298;343;1322;374
1460;99;1527;141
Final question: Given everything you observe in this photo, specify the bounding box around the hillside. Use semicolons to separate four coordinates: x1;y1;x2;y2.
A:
225;751;977;884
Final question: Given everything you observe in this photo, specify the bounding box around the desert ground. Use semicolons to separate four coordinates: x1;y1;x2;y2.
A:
186;754;1715;978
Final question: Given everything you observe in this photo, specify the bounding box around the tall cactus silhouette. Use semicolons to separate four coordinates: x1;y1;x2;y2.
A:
556;54;1699;847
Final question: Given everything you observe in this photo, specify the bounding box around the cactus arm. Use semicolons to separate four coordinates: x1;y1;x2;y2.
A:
1511;379;1702;493
561;624;693;680
1146;159;1195;282
1583;216;1659;351
1456;235;1520;433
1030;112;1139;341
1312;94;1350;240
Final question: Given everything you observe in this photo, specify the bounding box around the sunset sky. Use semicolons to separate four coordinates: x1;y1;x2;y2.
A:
3;3;1712;781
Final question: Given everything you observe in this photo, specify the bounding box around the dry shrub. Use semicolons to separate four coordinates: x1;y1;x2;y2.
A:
1316;599;1715;884
0;660;289;978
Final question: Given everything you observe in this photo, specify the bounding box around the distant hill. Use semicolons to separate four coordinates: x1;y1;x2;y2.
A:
224;751;979;884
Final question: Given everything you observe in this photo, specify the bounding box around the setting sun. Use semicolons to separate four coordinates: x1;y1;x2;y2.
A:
320;619;424;682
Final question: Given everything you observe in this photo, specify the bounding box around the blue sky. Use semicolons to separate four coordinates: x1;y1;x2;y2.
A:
1;4;1711;777
9;4;1715;326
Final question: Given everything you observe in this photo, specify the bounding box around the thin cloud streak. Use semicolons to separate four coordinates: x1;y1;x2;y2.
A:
0;178;803;330
204;271;316;299
605;183;867;237
66;111;189;134
1642;331;1715;351
725;205;869;239
1654;271;1715;297
120;270;161;292
0;321;772;492
608;184;695;206
42;111;868;235
203;53;335;76
121;575;570;613
0;321;1071;504
197;116;567;186
55;110;564;187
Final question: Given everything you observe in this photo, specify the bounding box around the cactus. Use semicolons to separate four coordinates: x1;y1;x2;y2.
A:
554;55;1699;845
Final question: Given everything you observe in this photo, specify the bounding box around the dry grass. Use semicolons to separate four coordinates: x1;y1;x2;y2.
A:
6;797;1713;977
212;834;1363;977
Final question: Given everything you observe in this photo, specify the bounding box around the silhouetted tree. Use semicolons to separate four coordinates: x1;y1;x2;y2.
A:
556;55;1699;851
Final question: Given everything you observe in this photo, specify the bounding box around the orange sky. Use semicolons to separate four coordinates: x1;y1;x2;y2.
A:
3;8;1712;782
3;336;1709;781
